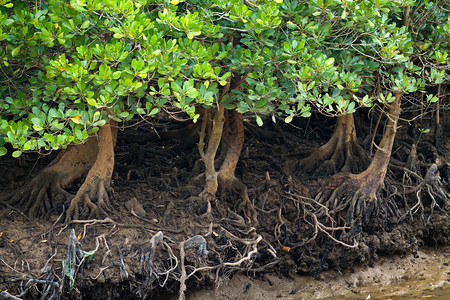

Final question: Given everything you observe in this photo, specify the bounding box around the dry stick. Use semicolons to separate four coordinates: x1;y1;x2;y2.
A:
91;267;109;280
274;201;285;247
0;291;23;300
118;250;129;279
184;235;262;281
315;217;358;248
369;105;385;157
74;234;105;279
42;248;58;274
178;241;187;300
0;256;27;275
157;242;179;287
130;208;158;225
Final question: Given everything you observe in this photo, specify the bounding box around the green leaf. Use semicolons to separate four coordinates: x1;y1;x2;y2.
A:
80;20;90;29
301;111;311;118
285;115;293;123
11;46;21;57
0;147;7;156
347;102;355;112
187;88;199;98
118;111;129;118
150;108;159;115
325;57;335;67
12;150;22;158
86;98;97;107
112;71;121;79
286;21;298;30
255;115;263;127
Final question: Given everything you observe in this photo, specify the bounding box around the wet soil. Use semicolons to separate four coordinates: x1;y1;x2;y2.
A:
0;115;449;299
184;246;450;300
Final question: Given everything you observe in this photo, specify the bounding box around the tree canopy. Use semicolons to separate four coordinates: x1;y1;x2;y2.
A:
0;0;449;157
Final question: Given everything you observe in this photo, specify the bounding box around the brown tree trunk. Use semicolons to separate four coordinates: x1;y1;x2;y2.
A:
11;119;118;220
217;111;257;224
194;106;256;224
218;110;244;187
299;113;367;177
198;104;225;201
10;133;99;217
352;93;402;192
316;93;403;226
65;118;118;221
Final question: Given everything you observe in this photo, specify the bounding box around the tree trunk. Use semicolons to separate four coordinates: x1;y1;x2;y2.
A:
315;93;403;227
299;113;368;177
218;110;244;187
352;93;402;191
65;118;118;221
194;106;256;224
198;104;225;201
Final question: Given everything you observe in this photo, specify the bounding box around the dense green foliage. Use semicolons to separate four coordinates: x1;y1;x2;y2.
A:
0;0;449;157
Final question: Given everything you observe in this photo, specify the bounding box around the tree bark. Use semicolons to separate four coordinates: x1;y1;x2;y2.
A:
299;113;367;176
315;93;403;227
10;133;99;217
194;106;256;224
218;110;244;187
198;104;225;201
65;118;118;221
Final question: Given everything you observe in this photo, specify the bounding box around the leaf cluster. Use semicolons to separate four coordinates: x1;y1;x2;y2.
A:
0;0;449;155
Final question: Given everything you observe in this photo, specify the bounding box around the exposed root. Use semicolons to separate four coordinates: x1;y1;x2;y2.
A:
65;177;114;221
61;229;85;293
297;114;368;177
9;139;98;218
313;175;399;229
390;142;449;222
402;164;449;222
287;93;404;247
10;171;74;218
219;176;258;226
0;291;23;300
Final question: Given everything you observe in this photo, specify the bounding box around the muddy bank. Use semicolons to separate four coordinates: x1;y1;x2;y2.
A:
0;117;449;299
185;246;450;300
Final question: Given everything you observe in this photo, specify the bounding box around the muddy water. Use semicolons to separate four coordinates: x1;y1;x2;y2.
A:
185;246;450;300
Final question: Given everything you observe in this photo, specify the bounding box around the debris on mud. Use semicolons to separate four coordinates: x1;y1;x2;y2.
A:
0;116;449;299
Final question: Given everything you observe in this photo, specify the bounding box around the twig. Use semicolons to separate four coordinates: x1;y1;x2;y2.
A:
178;241;187;300
0;291;23;300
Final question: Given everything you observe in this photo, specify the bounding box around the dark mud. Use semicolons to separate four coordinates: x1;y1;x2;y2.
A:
184;246;450;300
0;115;449;299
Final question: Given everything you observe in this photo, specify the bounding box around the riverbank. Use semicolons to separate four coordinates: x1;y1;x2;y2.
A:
184;246;450;300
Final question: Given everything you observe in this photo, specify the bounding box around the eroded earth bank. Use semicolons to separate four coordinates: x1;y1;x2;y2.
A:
0;115;449;300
